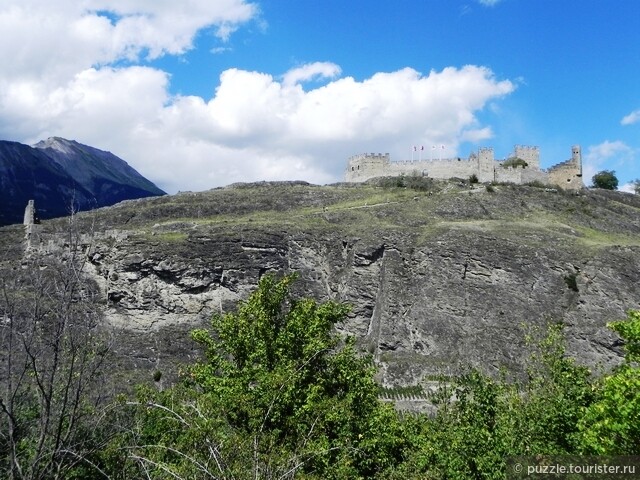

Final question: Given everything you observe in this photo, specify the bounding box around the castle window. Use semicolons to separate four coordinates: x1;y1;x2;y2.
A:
351;166;354;171
357;165;360;170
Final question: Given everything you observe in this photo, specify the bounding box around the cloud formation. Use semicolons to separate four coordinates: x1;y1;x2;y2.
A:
0;0;516;193
90;65;515;191
583;140;635;186
282;62;342;87
621;109;640;126
0;0;258;83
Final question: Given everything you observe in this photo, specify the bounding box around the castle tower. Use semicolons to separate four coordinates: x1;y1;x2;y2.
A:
547;145;584;189
24;200;35;225
513;146;540;170
476;147;495;183
23;200;38;248
571;145;582;177
345;153;390;182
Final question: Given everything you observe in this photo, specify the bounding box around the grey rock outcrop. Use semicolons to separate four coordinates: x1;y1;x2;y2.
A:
4;181;640;390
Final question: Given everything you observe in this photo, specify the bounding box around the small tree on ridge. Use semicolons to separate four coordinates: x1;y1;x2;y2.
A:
592;170;618;190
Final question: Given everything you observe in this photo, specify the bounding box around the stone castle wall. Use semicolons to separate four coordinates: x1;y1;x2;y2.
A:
548;146;584;190
346;145;583;189
23;200;35;225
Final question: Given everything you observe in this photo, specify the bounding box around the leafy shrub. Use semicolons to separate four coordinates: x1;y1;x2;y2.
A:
379;385;425;399
377;176;408;188
592;170;618;190
502;157;529;169
112;274;408;479
378;174;434;192
578;310;640;453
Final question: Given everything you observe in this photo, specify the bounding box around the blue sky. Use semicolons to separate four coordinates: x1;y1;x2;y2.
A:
0;0;638;192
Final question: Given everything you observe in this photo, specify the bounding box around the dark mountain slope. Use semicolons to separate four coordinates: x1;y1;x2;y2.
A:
0;141;94;225
0;138;165;225
33;137;165;203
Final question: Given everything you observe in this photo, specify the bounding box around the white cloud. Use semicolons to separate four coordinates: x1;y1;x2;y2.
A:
478;0;502;6
1;62;515;193
619;182;637;194
621;109;640;126
0;0;258;83
0;1;516;194
583;140;634;186
282;62;342;87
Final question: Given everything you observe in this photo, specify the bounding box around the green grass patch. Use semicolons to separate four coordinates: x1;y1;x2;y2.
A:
570;225;640;247
139;231;189;242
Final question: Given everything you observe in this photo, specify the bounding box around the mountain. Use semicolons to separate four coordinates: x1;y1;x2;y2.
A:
0;137;165;225
2;179;638;399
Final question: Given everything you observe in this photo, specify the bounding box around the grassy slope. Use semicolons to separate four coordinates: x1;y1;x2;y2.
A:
52;180;639;255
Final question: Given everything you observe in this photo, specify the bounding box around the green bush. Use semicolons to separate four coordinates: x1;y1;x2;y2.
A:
502;157;528;169
395;323;595;479
578;310;640;453
377;174;435;192
524;180;547;189
592;170;618;190
109;274;408;479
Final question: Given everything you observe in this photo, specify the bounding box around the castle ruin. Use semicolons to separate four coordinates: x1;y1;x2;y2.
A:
345;145;583;189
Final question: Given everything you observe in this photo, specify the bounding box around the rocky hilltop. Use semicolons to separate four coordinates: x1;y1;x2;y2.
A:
2;179;639;391
0;137;165;226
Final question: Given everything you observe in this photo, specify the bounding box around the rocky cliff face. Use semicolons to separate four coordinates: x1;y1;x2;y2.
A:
3;181;640;390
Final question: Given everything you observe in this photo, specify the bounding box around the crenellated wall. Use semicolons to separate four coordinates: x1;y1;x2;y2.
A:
346;153;390;181
513;145;540;170
346;145;583;189
548;145;583;190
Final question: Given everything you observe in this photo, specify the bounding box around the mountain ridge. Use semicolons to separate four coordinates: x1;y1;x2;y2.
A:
0;137;165;226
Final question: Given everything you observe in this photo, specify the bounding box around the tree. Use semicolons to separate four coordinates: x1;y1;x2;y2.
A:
502;157;528;169
396;323;594;480
114;274;406;479
633;179;640;194
578;310;640;453
0;214;113;479
591;170;619;190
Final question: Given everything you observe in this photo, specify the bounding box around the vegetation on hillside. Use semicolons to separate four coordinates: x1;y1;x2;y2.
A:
592;170;619;190
2;265;639;479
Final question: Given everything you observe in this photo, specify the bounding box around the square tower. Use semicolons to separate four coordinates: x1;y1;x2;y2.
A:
513;146;540;170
